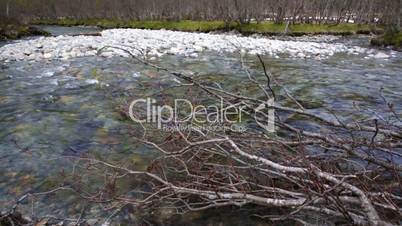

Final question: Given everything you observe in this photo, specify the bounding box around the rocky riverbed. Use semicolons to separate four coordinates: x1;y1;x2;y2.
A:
0;28;396;62
0;26;402;225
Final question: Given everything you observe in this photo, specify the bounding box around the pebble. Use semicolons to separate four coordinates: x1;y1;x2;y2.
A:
189;53;198;58
297;52;306;58
85;79;99;85
43;53;52;59
373;52;389;59
0;29;391;62
194;45;203;52
49;79;59;86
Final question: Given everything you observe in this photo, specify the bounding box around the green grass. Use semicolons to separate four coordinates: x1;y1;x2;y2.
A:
33;18;384;35
237;23;286;34
238;22;380;35
290;23;373;34
371;31;402;49
34;19;229;32
383;31;402;47
125;20;228;32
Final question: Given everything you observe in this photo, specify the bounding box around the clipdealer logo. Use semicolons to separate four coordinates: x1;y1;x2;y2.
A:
128;98;275;133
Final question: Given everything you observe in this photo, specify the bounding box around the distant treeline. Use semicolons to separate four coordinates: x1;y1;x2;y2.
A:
1;0;401;26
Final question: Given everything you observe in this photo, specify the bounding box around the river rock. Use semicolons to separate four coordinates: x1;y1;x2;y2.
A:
0;28;391;62
297;52;306;58
100;51;114;58
23;49;31;56
85;79;99;85
194;45;203;52
373;52;389;59
43;53;52;59
189;52;198;58
27;54;36;61
44;48;53;54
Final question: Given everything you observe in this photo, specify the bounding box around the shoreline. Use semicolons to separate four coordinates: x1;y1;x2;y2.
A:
1;28;393;63
2;20;400;52
33;19;384;37
0;23;49;41
371;31;402;51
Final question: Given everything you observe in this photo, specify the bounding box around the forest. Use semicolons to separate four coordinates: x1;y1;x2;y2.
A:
1;1;402;226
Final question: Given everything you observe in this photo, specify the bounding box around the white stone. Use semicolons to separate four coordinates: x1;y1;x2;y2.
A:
49;79;59;86
85;79;99;85
100;52;113;58
373;52;389;59
0;28;378;62
297;52;306;58
189;53;198;58
27;54;36;61
43;53;52;59
193;45;203;52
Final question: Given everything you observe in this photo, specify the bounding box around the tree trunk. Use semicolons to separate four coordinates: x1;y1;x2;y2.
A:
6;0;9;18
399;0;402;30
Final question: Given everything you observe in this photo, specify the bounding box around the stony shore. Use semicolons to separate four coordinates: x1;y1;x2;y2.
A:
0;28;395;62
0;24;49;40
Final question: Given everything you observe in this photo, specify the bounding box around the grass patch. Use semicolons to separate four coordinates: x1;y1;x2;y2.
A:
238;22;380;35
33;18;384;36
371;31;402;49
0;19;49;40
383;31;402;47
124;20;227;32
237;23;286;34
34;18;228;32
290;23;372;34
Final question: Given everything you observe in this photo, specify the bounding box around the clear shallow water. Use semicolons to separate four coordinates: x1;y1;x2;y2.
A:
34;25;102;36
0;28;402;224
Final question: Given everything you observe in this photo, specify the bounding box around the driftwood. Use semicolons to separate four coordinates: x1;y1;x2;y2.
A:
5;46;402;226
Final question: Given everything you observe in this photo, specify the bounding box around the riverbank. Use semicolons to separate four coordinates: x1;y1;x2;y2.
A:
1;28;386;62
371;31;402;50
33;19;383;36
0;24;401;226
0;22;49;40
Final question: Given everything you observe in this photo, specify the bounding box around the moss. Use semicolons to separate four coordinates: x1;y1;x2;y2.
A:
123;20;228;32
0;22;49;40
34;19;228;32
32;19;383;36
371;30;402;49
237;22;285;34
239;22;382;35
382;31;402;47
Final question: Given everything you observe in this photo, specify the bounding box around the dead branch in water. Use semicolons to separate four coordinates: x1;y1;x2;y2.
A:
93;46;402;225
6;47;402;226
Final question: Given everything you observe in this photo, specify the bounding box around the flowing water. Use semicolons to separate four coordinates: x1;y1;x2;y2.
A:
34;25;102;36
0;26;401;225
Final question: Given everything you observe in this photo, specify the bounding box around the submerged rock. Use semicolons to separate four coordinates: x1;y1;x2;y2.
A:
373;52;389;59
85;79;99;85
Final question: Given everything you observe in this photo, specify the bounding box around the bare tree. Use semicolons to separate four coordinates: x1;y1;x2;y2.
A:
0;0;398;27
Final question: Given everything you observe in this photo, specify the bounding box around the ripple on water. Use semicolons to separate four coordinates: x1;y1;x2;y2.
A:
0;45;401;218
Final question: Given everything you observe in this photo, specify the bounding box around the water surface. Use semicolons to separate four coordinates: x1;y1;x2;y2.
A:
0;27;401;224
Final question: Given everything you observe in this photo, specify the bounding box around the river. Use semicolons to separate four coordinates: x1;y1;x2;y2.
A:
0;26;401;225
